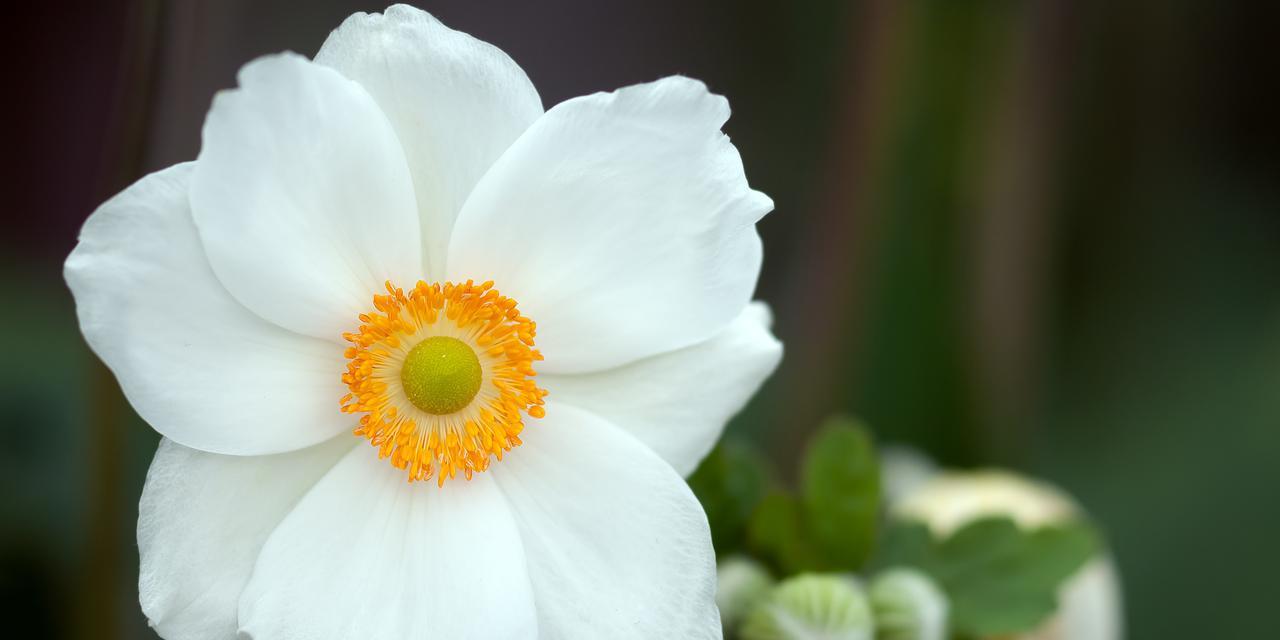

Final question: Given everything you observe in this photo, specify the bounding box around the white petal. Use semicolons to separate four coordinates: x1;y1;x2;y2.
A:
316;4;543;279
238;447;537;640
65;163;353;454
1053;557;1124;640
542;302;781;476
493;403;722;639
448;76;771;373
191;53;423;339
138;436;353;640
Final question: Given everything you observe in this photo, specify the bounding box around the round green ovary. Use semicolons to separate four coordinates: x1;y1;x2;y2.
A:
400;336;483;415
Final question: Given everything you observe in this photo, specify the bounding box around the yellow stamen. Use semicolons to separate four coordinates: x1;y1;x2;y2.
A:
341;280;548;486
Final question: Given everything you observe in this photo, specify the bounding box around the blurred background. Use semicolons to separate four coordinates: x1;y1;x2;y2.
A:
4;1;1277;638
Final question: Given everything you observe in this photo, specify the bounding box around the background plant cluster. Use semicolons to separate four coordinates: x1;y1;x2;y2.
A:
690;417;1101;639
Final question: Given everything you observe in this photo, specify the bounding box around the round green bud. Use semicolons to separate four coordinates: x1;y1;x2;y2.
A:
716;556;775;633
400;336;482;415
869;568;948;640
741;573;874;640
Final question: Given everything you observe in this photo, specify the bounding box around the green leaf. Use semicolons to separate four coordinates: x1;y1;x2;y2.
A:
688;440;775;555
949;589;1057;637
880;516;1102;637
746;492;822;574
868;520;934;572
929;517;1023;583
1017;524;1101;591
800;417;881;571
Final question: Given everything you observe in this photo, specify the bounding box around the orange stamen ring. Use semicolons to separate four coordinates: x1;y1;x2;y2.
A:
340;280;547;486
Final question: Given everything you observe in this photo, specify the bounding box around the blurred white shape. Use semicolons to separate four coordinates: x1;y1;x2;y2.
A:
879;445;940;505
869;567;949;640
717;555;775;633
892;469;1124;640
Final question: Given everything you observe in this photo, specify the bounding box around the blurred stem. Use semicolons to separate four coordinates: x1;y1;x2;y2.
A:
772;0;907;472
967;1;1074;463
779;0;1066;467
80;1;163;639
843;0;1009;465
84;362;125;640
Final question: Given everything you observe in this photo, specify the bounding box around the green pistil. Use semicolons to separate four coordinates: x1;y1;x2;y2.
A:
400;336;482;415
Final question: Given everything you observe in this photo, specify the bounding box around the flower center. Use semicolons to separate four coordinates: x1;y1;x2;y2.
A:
400;336;482;415
340;280;547;486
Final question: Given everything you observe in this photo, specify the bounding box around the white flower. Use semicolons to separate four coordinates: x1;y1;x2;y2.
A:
893;471;1124;640
64;5;781;639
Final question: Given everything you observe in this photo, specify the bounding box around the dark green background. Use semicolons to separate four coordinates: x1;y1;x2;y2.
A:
4;1;1277;638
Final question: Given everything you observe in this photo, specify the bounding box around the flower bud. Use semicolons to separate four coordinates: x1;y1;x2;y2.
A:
741;573;873;640
869;568;948;640
716;556;775;632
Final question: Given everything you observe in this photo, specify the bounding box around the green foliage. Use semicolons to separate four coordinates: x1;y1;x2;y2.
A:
746;492;821;574
870;521;934;573
688;439;776;555
745;418;880;575
800;417;881;571
874;517;1100;637
695;417;1100;639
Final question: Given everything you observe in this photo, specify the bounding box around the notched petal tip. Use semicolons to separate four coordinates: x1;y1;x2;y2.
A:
606;75;731;125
